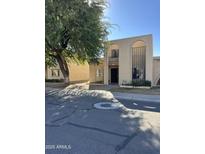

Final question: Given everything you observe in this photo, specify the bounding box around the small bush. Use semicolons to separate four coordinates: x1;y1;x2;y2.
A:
144;80;151;86
131;79;151;87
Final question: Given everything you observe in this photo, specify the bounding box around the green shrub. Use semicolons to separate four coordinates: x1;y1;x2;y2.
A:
144;80;151;86
131;79;151;87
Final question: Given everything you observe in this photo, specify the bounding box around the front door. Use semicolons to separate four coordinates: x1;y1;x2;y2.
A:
111;68;118;84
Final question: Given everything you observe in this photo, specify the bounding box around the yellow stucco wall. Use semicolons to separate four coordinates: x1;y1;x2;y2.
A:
46;62;89;82
68;62;89;82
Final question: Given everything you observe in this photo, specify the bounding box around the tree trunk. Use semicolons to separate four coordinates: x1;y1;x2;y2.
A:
56;53;70;84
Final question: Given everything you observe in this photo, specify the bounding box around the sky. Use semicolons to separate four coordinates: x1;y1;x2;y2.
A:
104;0;160;56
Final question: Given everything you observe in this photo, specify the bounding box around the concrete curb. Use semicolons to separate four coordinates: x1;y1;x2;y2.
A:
113;92;160;103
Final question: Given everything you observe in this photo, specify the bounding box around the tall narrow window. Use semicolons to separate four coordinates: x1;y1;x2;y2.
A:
132;46;146;80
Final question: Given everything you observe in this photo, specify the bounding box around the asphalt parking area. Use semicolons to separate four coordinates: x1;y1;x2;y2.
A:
45;88;160;154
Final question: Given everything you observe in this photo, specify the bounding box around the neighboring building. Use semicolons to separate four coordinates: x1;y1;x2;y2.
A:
46;34;160;86
46;62;90;83
104;34;153;85
46;61;104;84
153;56;160;85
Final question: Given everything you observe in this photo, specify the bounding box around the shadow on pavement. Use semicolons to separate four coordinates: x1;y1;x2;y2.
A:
119;99;160;113
45;86;160;154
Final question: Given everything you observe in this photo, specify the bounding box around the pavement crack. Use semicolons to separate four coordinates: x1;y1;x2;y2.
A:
115;128;141;153
66;121;129;138
147;121;154;129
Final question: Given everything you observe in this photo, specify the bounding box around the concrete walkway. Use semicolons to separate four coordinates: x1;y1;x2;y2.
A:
113;92;160;103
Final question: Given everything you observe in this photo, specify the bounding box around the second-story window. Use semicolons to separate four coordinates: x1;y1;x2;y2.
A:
111;49;119;58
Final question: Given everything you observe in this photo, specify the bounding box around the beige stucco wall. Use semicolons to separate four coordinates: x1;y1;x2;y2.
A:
104;34;153;85
46;62;89;82
89;62;104;83
153;57;160;85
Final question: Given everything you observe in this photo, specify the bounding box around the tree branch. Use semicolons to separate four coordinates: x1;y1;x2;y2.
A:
46;38;63;53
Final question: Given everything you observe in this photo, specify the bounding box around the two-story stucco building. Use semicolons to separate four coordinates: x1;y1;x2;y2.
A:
46;34;160;86
104;34;155;85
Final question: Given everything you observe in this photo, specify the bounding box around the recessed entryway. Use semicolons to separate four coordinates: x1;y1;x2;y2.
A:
111;68;118;84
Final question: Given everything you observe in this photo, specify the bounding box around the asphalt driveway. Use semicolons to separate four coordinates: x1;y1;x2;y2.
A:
45;86;160;154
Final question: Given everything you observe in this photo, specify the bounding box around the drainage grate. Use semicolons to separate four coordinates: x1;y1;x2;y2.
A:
94;102;123;110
